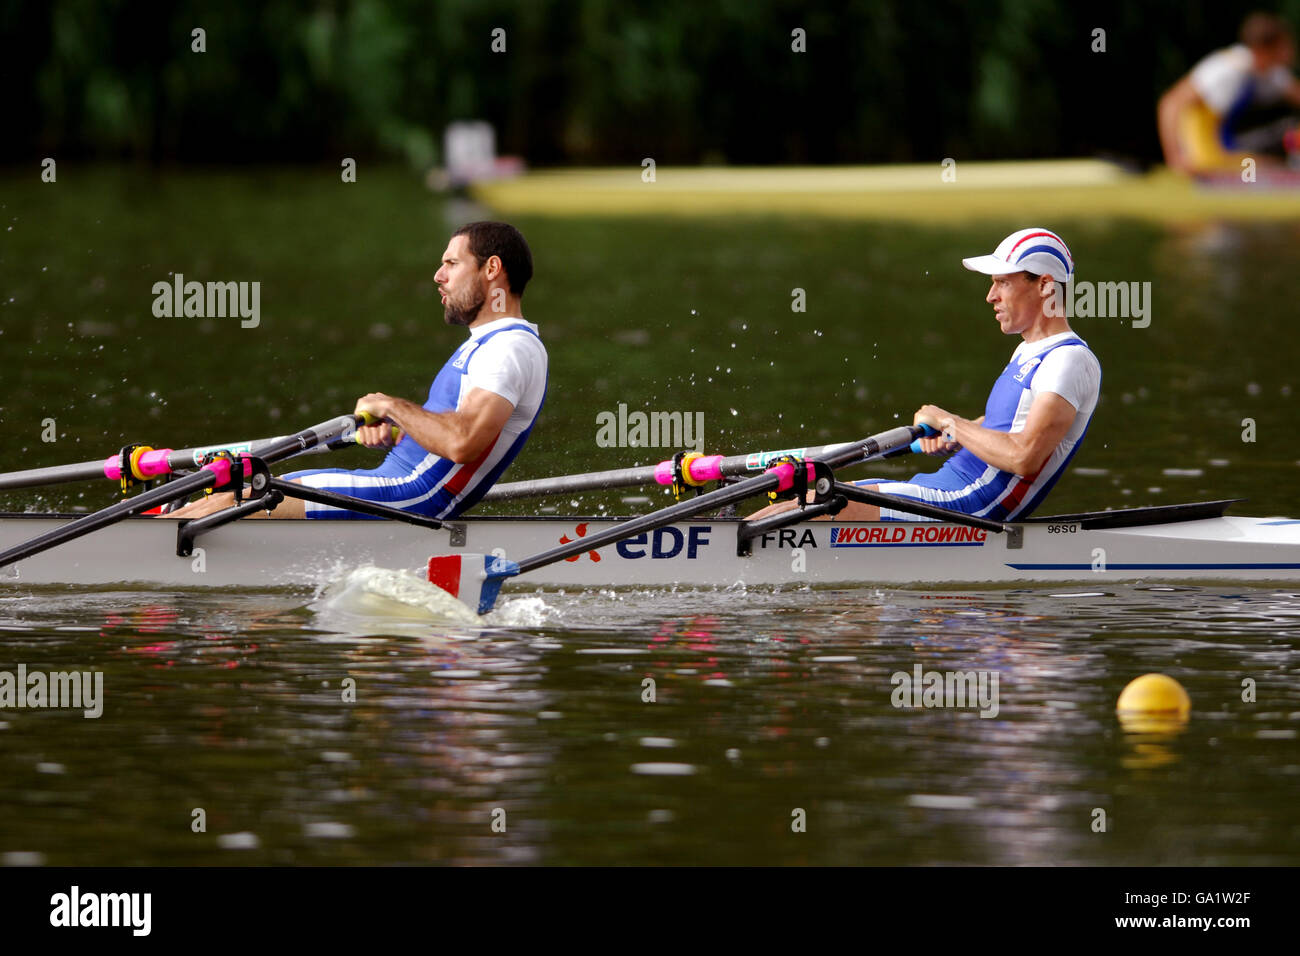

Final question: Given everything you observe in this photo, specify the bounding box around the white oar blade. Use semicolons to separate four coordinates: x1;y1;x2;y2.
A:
426;553;520;614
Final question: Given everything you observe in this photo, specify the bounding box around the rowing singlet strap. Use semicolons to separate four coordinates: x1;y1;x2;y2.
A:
385;322;545;473
943;336;1090;483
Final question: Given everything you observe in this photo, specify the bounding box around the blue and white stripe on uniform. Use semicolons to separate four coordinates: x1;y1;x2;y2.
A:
285;321;546;519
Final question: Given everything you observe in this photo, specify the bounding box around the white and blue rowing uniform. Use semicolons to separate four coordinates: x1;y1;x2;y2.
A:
286;317;548;519
862;332;1101;521
1190;43;1295;149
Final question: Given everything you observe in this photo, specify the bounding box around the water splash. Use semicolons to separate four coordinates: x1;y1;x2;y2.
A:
312;565;556;632
490;596;553;627
314;565;484;628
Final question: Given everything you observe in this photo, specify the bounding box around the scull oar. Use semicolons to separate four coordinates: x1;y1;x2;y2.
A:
429;423;931;613
0;424;397;491
0;414;367;570
480;428;935;502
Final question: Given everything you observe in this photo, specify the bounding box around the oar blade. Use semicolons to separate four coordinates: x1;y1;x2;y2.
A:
426;553;520;614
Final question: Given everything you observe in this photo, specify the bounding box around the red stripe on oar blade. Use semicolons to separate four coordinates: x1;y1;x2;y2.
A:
426;555;462;598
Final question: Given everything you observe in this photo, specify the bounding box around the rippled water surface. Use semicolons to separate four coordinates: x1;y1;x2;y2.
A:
2;575;1298;865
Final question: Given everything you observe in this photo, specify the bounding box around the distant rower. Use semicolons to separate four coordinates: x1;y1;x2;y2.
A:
1158;12;1300;176
168;221;548;520
752;228;1100;523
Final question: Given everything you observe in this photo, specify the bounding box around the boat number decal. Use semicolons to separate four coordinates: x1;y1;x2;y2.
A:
829;525;987;547
617;526;711;559
1046;524;1078;533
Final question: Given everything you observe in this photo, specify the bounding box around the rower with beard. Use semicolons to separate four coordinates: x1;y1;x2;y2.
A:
167;221;548;519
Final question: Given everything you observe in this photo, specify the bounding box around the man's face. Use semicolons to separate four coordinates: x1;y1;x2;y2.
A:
434;235;487;327
985;273;1044;336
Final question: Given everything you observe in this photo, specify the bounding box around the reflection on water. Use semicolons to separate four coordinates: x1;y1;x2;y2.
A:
1119;727;1187;771
2;580;1297;865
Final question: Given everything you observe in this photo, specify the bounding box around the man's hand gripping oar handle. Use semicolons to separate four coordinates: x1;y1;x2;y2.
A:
903;423;942;455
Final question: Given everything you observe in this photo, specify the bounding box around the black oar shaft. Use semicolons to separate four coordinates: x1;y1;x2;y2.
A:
832;482;1011;532
0;414;363;569
268;479;444;528
0;461;106;490
515;425;922;573
0;470;219;566
516;472;778;573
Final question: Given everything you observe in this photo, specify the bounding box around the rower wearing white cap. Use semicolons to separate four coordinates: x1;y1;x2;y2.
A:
753;227;1101;523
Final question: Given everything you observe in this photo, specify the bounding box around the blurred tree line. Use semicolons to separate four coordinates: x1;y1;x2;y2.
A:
5;0;1299;167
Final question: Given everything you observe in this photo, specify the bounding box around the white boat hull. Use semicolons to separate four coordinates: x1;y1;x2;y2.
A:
3;509;1300;590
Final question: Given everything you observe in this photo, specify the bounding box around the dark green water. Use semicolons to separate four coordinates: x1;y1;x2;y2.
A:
1;167;1298;865
2;582;1298;865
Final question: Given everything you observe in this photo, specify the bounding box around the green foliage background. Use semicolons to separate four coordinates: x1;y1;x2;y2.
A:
7;0;1300;166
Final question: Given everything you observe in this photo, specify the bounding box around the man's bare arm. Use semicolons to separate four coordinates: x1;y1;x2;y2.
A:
1157;75;1202;172
356;388;514;463
915;393;1077;477
916;415;984;454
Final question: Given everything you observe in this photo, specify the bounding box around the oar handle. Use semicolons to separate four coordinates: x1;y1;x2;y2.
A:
907;423;940;454
343;423;403;443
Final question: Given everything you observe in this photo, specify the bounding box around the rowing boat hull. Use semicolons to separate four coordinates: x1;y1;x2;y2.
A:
2;512;1299;590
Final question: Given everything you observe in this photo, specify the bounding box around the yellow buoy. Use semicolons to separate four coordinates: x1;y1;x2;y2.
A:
1117;674;1190;735
1117;673;1191;715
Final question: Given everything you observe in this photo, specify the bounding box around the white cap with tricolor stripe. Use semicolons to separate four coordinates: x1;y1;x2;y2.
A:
961;228;1074;283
